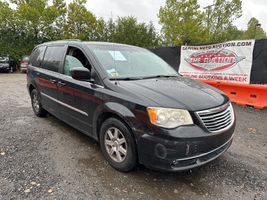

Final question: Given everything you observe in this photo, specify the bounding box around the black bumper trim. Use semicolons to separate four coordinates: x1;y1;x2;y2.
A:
170;136;233;171
175;134;234;162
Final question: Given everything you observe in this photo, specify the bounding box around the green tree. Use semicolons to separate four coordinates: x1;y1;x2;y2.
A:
90;18;106;41
49;0;67;40
100;18;116;42
0;0;161;60
11;0;67;42
63;0;97;40
111;16;160;48
204;0;242;42
0;1;31;59
158;0;205;45
159;0;243;44
242;17;266;39
0;0;67;59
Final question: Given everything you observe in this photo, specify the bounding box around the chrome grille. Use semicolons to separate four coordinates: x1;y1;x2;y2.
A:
196;103;234;133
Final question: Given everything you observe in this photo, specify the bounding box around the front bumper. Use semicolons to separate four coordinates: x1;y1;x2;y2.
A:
137;123;235;172
170;136;232;171
0;65;10;72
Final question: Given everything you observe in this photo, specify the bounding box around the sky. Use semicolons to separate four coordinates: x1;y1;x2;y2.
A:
77;0;267;33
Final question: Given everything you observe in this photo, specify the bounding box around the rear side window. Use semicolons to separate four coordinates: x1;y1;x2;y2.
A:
30;46;46;67
42;46;65;72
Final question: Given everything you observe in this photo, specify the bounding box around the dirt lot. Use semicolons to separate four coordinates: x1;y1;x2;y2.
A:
0;73;266;200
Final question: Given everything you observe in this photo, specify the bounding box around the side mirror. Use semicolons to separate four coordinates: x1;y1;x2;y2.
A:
70;67;91;81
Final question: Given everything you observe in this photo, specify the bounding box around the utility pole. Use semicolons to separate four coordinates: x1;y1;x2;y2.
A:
203;4;215;38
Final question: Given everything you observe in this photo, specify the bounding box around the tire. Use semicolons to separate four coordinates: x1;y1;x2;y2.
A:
30;89;47;117
99;118;137;172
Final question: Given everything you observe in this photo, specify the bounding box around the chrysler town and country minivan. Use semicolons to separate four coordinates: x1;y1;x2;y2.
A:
27;40;235;172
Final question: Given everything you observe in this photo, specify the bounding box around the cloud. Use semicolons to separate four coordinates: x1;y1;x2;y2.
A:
66;0;267;32
84;0;164;30
238;0;267;31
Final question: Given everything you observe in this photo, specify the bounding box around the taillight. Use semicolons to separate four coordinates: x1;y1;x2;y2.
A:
21;60;29;65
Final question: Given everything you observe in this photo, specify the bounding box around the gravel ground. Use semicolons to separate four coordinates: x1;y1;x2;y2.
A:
0;73;266;200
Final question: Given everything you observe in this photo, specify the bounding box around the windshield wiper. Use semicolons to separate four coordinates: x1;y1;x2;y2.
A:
141;75;178;79
109;75;178;81
109;77;143;81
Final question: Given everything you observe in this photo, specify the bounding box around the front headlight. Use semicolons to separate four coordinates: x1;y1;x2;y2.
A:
147;107;193;129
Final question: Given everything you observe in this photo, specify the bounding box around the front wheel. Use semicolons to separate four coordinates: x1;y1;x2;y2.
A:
99;118;137;172
30;89;47;117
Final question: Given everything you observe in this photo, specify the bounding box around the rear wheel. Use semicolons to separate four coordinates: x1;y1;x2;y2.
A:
99;118;137;172
31;89;47;117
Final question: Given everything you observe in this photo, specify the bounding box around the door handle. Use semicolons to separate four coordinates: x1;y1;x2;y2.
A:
58;81;66;86
49;79;57;84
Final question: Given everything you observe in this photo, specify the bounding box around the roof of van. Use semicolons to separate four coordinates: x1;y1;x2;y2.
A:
37;40;141;48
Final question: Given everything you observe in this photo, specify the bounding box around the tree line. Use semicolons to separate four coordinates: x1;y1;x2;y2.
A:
159;0;266;45
0;0;266;60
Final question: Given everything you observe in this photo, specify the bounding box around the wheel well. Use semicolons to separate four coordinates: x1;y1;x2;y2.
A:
96;112;139;161
29;84;35;94
97;112;134;140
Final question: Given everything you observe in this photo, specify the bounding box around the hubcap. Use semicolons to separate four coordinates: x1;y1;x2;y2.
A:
104;127;127;163
32;93;40;112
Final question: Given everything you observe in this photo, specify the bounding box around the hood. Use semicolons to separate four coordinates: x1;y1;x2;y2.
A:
116;76;228;111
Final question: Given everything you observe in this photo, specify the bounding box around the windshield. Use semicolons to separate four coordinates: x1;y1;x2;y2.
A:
88;44;178;79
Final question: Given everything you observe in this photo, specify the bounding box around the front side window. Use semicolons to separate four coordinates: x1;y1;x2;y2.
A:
64;55;84;76
63;46;103;85
88;44;178;79
63;47;91;76
43;46;65;72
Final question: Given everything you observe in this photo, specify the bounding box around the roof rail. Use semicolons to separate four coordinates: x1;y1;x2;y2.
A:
53;39;81;42
64;39;81;41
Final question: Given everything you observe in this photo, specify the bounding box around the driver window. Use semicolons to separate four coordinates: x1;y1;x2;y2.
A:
64;55;84;76
64;47;91;76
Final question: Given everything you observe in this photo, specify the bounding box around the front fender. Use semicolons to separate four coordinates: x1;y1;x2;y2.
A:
92;102;136;140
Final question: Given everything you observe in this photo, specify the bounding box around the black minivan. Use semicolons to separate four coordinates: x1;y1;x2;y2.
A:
27;40;235;172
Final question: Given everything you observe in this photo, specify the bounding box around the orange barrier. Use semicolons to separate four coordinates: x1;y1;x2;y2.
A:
200;80;267;109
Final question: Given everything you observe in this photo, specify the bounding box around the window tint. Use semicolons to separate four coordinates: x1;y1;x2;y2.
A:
64;55;84;76
43;46;65;72
30;46;46;67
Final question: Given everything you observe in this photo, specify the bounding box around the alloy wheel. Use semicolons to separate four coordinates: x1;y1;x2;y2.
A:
32;93;40;113
104;127;127;163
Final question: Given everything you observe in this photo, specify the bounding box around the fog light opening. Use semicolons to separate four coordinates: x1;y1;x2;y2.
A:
155;143;167;159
